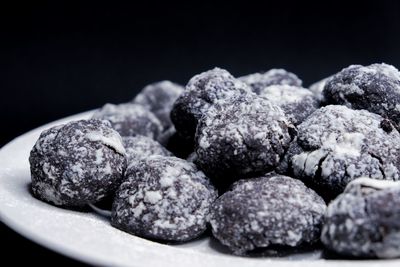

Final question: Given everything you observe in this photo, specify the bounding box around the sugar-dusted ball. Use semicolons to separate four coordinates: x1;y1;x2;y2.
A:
281;105;400;199
195;93;295;181
111;155;217;242
322;178;400;258
171;67;251;141
323;63;400;131
30;119;127;207
258;85;319;125
92;103;163;139
239;68;302;94
210;173;326;254
132;81;184;129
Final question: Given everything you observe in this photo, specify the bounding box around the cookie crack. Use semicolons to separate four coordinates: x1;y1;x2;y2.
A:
368;152;386;179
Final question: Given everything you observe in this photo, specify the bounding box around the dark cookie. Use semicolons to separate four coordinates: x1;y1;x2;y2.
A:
281;105;400;199
122;135;172;164
111;155;217;242
321;178;400;258
195;93;294;182
132;81;184;129
92;103;163;139
170;67;251;141
29;119;127;207
323;63;400;131
258;85;319;125
210;173;326;254
239;68;302;94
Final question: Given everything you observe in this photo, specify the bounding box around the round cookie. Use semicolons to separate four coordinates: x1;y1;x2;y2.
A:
195;93;295;181
258;84;319;125
111;155;218;242
321;177;400;258
239;68;302;94
210;173;326;255
92;103;163;139
122;135;172;164
29;119;127;207
323;63;400;131
170;67;251;141
132;81;184;129
282;105;400;199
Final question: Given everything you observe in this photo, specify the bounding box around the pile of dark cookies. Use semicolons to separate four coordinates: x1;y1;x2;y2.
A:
29;64;400;259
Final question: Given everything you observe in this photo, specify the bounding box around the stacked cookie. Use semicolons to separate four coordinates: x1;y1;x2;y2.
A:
29;64;400;258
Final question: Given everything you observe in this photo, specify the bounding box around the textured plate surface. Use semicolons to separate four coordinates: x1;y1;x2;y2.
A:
0;111;399;267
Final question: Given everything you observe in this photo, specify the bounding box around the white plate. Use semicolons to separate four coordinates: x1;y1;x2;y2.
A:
0;111;398;267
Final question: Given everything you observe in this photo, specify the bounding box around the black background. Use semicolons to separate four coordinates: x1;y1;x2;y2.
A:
1;1;400;266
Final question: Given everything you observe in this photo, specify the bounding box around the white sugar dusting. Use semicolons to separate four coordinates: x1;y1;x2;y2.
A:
239;68;302;94
196;93;293;176
86;131;125;155
144;191;163;204
210;174;326;254
259;85;313;105
34;182;63;205
111;156;217;242
290;105;400;192
30;119;126;206
322;175;400;258
92;103;164;139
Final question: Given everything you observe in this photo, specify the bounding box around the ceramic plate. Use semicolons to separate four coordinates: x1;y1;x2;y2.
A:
0;111;398;267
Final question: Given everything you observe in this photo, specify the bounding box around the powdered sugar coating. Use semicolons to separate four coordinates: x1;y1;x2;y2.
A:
321;177;400;258
132;81;184;129
92;103;163;139
210;173;326;255
239;69;302;94
111;155;218;242
171;68;251;140
195;93;294;181
122;136;172;164
30;119;127;207
282;105;400;199
323;63;400;130
258;85;319;125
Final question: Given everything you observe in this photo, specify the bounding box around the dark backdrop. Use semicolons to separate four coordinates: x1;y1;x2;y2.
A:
1;1;400;265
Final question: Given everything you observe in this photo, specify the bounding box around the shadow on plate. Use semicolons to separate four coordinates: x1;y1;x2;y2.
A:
320;249;384;260
25;182;390;261
209;237;323;259
209;237;389;261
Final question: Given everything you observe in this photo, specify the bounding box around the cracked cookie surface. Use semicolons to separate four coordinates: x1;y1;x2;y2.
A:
321;178;400;258
281;105;400;199
30;119;127;207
